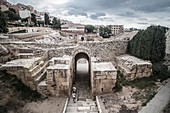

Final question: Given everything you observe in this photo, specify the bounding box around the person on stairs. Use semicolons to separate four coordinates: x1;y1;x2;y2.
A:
73;86;77;93
72;92;76;103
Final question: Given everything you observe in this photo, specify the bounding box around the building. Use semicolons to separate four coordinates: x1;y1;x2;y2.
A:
26;5;34;11
0;4;9;12
16;3;27;10
109;25;124;36
19;9;31;19
61;23;85;33
61;20;73;25
0;0;7;5
10;5;20;14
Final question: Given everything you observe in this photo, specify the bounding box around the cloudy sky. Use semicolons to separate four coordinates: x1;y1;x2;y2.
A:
8;0;170;28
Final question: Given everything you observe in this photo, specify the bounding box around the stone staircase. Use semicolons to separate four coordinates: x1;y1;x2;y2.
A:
66;98;99;113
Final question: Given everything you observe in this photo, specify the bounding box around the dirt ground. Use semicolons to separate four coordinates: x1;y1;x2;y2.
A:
99;86;144;113
21;97;67;113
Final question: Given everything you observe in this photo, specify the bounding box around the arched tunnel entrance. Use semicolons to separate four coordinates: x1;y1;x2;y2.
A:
73;52;92;99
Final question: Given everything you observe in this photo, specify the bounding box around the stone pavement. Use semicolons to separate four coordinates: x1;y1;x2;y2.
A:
139;79;170;113
65;62;99;113
75;62;91;99
66;98;98;113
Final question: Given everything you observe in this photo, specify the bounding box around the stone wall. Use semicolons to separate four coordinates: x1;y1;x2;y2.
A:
2;56;48;90
78;40;128;61
92;62;117;95
47;40;128;61
0;44;16;64
116;54;152;80
46;56;73;97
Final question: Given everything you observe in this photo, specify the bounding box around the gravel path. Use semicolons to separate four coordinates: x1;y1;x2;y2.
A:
139;79;170;113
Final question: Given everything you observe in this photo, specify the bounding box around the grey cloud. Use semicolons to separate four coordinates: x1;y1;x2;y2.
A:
139;18;148;21
66;0;126;12
117;12;138;18
89;12;106;20
99;17;115;22
67;9;88;17
130;0;170;13
138;22;149;25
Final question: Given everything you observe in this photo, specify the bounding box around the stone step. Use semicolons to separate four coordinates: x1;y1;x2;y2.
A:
66;111;88;113
77;106;90;111
68;102;83;106
78;97;86;101
66;112;98;113
32;61;48;79
34;69;47;85
86;99;93;102
66;106;78;112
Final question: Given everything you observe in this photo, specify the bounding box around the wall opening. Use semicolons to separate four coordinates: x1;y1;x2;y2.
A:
81;37;84;41
73;52;91;99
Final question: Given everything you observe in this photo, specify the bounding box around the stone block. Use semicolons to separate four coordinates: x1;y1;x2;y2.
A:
126;73;135;80
135;73;143;79
61;82;69;86
95;75;106;79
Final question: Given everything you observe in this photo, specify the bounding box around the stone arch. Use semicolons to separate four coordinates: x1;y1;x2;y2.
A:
72;46;92;57
71;46;93;95
72;46;92;77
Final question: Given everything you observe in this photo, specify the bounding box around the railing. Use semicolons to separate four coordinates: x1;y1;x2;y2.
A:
96;96;102;113
62;98;69;113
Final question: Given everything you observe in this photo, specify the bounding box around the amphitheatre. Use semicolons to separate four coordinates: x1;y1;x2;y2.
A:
0;27;170;113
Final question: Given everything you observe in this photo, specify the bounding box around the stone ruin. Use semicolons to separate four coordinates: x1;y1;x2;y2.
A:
0;29;153;97
116;55;152;80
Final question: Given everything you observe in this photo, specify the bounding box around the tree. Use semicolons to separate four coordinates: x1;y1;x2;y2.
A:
52;17;61;29
31;13;37;26
0;10;8;33
9;8;16;13
99;26;112;38
3;10;20;22
127;25;168;63
44;13;49;25
85;25;95;33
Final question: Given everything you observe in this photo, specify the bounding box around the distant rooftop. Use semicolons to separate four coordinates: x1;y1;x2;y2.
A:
61;23;85;27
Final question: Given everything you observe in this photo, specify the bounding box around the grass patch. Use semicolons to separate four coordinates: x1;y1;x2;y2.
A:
152;62;170;82
115;70;156;91
123;77;156;89
115;70;158;106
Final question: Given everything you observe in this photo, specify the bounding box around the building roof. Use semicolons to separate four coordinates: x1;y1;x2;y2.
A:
61;23;85;28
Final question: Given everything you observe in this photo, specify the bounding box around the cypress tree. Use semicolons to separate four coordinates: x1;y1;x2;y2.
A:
127;25;168;63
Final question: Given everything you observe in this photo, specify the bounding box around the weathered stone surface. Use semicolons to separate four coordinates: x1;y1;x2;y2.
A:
116;54;152;80
46;56;72;97
92;62;117;95
1;56;48;90
0;30;155;98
